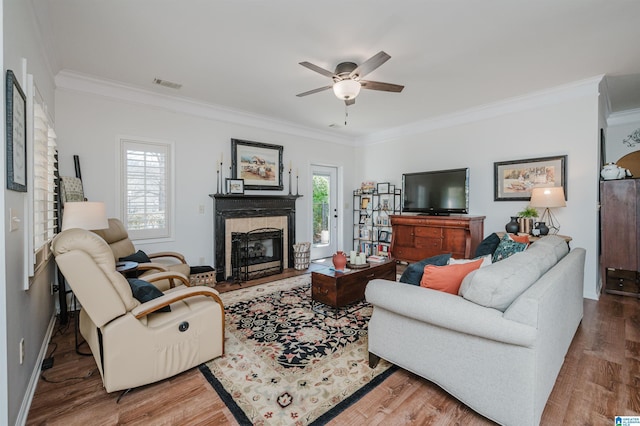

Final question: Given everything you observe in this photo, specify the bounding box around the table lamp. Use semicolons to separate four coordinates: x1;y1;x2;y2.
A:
529;187;566;235
61;201;109;231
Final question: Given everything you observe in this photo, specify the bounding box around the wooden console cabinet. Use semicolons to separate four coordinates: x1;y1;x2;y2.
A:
600;179;640;297
390;215;485;262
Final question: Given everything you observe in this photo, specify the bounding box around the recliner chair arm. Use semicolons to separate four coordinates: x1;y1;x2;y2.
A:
147;251;187;264
143;271;190;289
130;286;225;319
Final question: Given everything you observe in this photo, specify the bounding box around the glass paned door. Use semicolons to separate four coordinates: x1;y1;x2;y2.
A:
310;165;338;260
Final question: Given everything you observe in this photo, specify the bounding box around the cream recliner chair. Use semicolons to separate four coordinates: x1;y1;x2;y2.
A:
93;218;190;290
51;228;225;393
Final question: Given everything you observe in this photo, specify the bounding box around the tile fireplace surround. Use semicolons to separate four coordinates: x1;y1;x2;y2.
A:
210;194;302;282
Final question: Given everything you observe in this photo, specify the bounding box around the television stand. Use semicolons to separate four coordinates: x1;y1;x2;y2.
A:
390;215;485;262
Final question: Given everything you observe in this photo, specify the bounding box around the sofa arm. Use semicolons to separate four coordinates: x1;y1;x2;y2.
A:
365;279;536;347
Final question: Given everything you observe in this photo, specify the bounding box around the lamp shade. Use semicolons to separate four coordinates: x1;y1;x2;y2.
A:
333;79;361;100
61;201;109;231
529;187;566;208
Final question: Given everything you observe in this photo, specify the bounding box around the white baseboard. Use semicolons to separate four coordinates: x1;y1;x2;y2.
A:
15;313;57;426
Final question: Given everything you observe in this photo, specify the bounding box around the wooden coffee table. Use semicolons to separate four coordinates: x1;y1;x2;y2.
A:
311;260;396;309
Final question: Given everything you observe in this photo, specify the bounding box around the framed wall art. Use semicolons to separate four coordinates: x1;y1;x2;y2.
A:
231;139;283;190
494;155;567;201
6;70;27;192
226;178;244;194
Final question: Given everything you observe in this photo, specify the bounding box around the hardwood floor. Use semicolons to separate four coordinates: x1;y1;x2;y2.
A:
27;266;640;425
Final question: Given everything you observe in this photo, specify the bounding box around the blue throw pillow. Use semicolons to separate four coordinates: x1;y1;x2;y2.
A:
474;233;501;257
491;234;527;263
127;278;171;312
399;253;452;285
120;250;151;264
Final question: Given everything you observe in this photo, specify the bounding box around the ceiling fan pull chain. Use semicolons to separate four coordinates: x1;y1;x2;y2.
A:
345;104;348;126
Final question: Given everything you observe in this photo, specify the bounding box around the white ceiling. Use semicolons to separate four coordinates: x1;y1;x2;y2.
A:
34;0;640;141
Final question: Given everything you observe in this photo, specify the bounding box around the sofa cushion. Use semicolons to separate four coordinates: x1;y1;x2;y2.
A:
492;234;528;263
399;253;452;285
474;233;501;257
127;278;171;312
459;251;545;311
420;258;483;294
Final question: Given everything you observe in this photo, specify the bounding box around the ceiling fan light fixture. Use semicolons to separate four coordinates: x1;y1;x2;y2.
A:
333;79;361;100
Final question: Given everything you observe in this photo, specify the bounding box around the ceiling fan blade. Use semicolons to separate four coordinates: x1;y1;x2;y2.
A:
360;80;404;93
349;51;391;79
296;85;333;97
299;61;336;78
345;98;356;106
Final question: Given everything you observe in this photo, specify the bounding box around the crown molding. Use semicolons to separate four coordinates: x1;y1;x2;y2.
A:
357;75;604;146
607;108;640;126
56;70;605;147
55;70;354;146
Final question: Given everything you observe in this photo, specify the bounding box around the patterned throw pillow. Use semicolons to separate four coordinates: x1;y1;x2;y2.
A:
492;234;528;262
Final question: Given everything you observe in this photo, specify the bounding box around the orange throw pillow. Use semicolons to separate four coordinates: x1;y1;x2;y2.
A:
508;233;530;245
420;258;483;294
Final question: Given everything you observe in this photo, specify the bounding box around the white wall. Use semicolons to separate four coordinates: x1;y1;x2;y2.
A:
360;82;602;299
606;108;640;164
3;0;57;424
55;89;359;266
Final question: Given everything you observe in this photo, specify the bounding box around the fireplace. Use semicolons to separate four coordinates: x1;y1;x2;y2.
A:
232;228;283;281
210;194;301;282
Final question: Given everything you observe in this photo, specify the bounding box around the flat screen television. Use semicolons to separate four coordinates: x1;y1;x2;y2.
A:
402;168;469;215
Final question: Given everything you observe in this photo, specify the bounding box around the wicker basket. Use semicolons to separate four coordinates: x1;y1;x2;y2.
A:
293;242;311;270
189;266;216;287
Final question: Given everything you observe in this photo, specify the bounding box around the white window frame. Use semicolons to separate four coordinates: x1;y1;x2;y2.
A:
118;137;175;242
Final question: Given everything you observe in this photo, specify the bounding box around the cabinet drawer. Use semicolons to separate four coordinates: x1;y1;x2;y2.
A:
605;277;639;295
415;237;442;250
606;268;636;280
414;227;442;238
605;269;639;295
394;246;440;262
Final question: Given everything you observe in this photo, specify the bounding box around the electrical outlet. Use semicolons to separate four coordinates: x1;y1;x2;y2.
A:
199;257;205;265
20;338;25;365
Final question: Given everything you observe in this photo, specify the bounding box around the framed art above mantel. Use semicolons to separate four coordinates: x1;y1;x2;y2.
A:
231;139;283;191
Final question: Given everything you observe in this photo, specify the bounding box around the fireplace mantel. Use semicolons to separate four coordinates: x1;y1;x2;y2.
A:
209;194;302;281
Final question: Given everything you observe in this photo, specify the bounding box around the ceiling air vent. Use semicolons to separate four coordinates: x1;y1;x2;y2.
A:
153;78;182;90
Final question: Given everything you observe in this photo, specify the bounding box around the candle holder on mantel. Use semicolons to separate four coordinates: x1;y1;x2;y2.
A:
288;170;292;195
216;169;221;194
296;174;299;196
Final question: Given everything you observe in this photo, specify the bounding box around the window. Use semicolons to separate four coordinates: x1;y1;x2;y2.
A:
27;80;58;281
120;138;173;240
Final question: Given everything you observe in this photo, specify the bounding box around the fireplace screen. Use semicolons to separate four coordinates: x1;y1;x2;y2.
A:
231;228;284;281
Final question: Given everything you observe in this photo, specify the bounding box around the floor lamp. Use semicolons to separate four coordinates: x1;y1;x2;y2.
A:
529;187;566;235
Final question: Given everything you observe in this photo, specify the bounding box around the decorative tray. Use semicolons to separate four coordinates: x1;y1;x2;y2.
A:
347;262;370;269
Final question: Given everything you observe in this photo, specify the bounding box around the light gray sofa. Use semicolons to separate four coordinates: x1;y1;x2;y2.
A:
365;235;585;426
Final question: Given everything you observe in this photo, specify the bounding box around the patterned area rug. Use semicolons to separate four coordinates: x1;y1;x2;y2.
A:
199;274;395;425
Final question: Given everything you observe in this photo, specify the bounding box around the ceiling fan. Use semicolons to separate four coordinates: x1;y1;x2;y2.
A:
296;51;404;106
